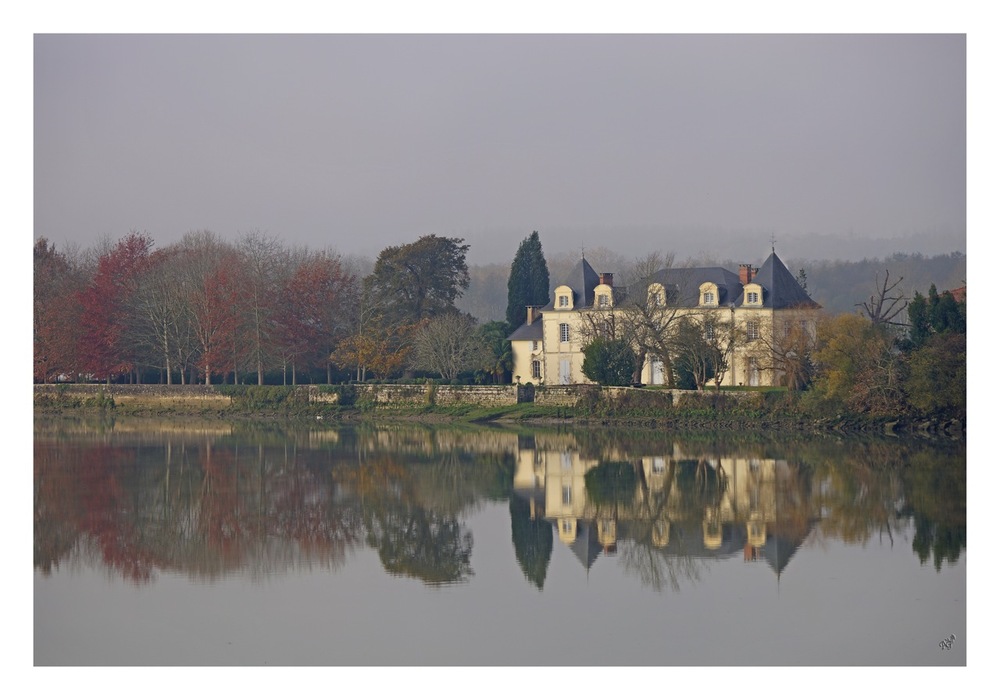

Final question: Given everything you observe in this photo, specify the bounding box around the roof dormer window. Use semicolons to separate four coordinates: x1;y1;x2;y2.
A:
743;283;763;307
554;284;574;310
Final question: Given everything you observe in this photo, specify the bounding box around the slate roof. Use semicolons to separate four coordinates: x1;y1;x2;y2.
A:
540;256;601;310
624;266;745;307
507;252;817;335
506;314;543;341
742;252;821;309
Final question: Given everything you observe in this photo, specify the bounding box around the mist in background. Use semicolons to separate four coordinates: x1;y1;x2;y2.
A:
35;34;965;265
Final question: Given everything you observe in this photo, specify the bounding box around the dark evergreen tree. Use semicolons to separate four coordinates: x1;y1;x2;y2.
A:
907;291;931;349
931;289;965;335
506;231;550;329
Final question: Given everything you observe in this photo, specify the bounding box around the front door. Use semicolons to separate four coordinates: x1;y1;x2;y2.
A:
748;358;759;387
651;357;664;385
559;359;571;385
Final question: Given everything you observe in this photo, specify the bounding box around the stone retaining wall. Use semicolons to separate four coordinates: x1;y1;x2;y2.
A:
352;384;519;408
36;383;765;411
34;383;235;408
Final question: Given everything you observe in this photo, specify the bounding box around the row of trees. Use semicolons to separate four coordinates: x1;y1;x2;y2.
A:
34;229;552;385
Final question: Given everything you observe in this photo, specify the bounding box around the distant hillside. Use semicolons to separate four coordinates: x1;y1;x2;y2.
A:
786;251;966;315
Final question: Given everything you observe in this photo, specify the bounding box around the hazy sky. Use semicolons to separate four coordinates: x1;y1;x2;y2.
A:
34;34;966;263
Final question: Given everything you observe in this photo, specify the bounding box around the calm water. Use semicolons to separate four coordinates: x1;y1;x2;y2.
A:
33;417;966;666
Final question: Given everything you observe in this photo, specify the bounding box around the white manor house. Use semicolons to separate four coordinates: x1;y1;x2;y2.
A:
508;250;821;388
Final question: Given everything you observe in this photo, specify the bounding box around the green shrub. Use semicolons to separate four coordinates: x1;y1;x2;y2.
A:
217;385;301;410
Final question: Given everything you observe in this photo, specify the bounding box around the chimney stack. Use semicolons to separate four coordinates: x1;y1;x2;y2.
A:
526;306;536;325
739;264;753;285
599;272;614;287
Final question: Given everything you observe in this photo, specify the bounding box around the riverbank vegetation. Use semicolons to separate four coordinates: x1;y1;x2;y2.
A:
34;232;964;438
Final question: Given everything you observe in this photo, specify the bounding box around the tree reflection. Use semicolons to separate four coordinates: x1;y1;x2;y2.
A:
366;502;473;584
509;496;553;590
33;419;965;590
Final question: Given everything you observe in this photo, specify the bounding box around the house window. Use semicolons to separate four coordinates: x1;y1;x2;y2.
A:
705;323;715;340
532;340;539;351
558;295;570;308
598;293;610;308
562;485;573;505
783;320;792;337
561;519;573;534
800;320;810;336
747;320;760;340
531;360;541;379
559;323;570;343
703;291;715;304
651;292;664;307
746;291;760;304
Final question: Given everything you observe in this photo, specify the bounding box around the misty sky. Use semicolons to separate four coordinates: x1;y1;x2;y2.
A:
34;34;966;263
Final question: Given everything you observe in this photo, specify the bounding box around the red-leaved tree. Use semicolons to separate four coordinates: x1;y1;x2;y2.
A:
76;231;154;382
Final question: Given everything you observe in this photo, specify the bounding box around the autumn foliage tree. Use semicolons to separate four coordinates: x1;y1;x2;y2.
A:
276;251;356;384
812;313;904;413
34;238;85;382
76;231;154;382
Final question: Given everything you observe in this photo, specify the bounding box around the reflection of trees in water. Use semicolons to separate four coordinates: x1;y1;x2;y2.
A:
34;424;513;586
509;497;552;590
365;502;473;585
617;539;705;593
33;421;966;588
902;451;965;571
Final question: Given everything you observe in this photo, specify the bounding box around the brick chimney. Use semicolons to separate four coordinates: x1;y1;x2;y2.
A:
739;264;753;285
526;306;537;325
599;272;614;286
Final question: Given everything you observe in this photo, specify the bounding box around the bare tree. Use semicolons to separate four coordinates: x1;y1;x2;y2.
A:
412;313;490;381
745;314;817;390
615;252;689;386
857;269;908;328
237;230;287;384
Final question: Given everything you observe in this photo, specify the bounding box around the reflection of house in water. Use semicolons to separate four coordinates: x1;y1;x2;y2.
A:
513;440;817;576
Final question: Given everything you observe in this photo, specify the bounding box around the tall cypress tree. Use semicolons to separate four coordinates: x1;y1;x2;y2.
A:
506;231;550;329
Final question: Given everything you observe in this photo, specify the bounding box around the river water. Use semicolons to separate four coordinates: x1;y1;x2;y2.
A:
33;416;965;666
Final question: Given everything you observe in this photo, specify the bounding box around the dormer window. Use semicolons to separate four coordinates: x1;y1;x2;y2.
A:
554;284;574;310
598;293;610;308
698;281;719;307
743;283;763;306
